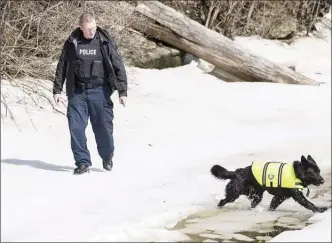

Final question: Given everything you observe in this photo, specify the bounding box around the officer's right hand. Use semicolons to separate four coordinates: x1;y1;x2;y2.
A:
119;96;127;107
53;94;61;104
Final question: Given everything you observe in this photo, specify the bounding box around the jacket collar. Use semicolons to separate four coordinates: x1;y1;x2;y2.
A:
67;26;111;44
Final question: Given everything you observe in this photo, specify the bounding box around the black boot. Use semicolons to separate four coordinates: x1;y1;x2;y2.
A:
73;164;90;175
103;159;113;171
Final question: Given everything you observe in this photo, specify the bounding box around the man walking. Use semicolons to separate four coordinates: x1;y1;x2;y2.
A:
53;12;127;175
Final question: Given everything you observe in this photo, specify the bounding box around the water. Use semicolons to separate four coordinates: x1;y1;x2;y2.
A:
170;210;314;242
168;173;331;242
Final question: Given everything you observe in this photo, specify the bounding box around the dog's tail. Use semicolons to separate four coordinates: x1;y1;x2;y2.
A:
210;164;236;180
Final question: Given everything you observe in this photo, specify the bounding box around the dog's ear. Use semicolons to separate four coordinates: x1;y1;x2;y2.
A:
301;155;306;162
301;155;309;169
307;155;320;171
307;155;317;164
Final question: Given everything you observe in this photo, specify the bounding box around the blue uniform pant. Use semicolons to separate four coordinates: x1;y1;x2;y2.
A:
67;85;114;166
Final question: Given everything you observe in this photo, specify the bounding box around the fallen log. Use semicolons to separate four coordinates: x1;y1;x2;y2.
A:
134;1;319;85
130;20;253;81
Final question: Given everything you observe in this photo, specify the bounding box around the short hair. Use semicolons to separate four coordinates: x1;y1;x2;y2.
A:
79;12;95;26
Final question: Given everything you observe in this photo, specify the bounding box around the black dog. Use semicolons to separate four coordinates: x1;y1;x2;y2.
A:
211;155;328;213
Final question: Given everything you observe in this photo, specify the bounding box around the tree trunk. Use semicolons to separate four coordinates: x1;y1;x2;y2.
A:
134;1;319;85
130;20;253;81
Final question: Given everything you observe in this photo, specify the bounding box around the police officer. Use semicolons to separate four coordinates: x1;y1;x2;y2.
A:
53;12;127;175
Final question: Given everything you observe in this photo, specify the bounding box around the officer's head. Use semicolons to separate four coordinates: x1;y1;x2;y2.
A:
79;12;97;39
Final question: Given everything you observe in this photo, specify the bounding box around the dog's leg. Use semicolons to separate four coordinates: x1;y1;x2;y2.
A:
249;190;264;208
218;195;240;208
292;190;328;213
268;196;287;211
217;181;242;208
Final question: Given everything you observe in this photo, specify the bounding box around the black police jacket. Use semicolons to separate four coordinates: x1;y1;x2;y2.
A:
53;27;127;98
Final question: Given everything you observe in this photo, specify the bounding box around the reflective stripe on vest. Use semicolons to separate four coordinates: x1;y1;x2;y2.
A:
251;161;304;189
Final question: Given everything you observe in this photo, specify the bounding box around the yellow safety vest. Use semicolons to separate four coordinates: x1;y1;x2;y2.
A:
251;161;304;189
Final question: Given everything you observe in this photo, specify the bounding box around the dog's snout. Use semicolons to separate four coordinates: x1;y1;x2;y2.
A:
319;178;325;184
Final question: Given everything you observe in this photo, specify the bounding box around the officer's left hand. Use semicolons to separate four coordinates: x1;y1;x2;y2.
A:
119;96;127;107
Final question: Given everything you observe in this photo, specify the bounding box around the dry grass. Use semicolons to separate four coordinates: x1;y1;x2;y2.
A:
0;0;148;81
164;0;331;39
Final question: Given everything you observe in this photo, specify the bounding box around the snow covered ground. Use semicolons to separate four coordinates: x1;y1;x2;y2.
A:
1;12;331;242
270;212;331;242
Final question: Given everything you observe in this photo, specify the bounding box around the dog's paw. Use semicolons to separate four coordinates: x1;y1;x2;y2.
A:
315;207;328;213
